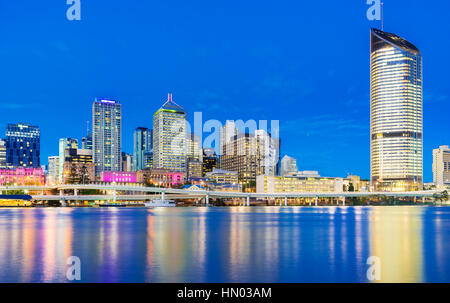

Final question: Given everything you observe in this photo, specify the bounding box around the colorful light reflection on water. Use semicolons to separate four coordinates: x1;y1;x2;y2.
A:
0;206;449;283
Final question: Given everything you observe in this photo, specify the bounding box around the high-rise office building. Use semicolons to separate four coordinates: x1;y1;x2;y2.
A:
153;93;187;172
121;152;133;172
59;138;78;182
5;123;40;168
144;151;153;169
280;155;298;176
202;148;218;176
220;129;278;186
187;133;202;161
93;98;122;176
0;139;6;168
370;28;423;191
433;145;450;187
82;133;93;150
133;127;152;171
47;156;59;185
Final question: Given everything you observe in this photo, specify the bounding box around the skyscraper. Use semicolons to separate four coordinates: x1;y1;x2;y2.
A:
220;129;278;186
47;156;59;185
152;94;187;172
5;123;40;168
82;134;93;150
133;127;152;171
59;138;78;183
93;98;122;176
370;28;423;191
433;145;450;187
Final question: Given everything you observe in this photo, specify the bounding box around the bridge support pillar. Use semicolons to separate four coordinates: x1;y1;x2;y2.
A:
309;199;311;207
161;192;165;202
422;196;426;204
206;194;209;205
315;197;318;207
284;196;288;207
60;199;66;207
74;189;78;196
113;190;117;204
247;196;250;207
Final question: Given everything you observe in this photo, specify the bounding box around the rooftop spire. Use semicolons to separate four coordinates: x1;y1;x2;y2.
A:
168;93;173;102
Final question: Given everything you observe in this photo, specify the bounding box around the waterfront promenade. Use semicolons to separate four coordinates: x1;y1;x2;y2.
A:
0;184;446;206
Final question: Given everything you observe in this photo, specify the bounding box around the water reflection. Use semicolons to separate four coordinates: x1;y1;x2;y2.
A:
0;206;449;282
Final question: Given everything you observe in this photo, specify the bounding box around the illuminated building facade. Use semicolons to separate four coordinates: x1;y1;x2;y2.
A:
205;169;239;185
133;127;152;171
93;98;122;176
0;139;6;168
220;130;278;185
101;171;136;183
61;148;94;184
152;94;187;172
59;138;78;183
433;145;450;187
0;167;45;186
5;123;40;168
256;175;344;194
137;168;184;187
202;148;218;176
370;28;423;191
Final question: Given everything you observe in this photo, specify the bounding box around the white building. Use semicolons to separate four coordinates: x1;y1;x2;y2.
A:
47;156;59;185
152;93;187;172
433;145;450;187
280;155;298;176
92;98;122;176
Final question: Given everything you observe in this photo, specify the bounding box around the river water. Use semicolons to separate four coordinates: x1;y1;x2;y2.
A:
0;206;448;283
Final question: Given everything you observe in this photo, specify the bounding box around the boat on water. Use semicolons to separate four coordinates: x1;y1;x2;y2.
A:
144;199;176;208
99;203;126;207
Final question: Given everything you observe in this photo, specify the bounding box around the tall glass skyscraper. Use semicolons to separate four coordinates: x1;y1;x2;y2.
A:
5;123;40;168
92;98;122;176
133;127;152;171
370;28;423;191
153;94;187;172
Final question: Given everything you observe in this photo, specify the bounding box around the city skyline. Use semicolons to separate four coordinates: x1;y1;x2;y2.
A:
1;2;449;182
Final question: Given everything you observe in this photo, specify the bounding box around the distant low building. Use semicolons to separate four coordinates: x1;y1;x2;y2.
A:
343;175;370;192
137;168;184;188
209;183;242;192
289;171;321;178
206;169;239;185
256;175;343;194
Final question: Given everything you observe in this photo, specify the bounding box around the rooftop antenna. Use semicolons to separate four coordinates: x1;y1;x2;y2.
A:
381;1;384;31
86;120;90;136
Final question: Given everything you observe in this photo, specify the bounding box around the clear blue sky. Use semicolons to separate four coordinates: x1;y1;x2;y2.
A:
1;1;449;181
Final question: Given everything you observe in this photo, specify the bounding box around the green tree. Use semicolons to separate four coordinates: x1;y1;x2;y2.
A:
348;183;355;192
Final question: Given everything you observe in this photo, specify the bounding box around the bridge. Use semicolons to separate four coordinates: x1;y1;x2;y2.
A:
0;184;445;206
